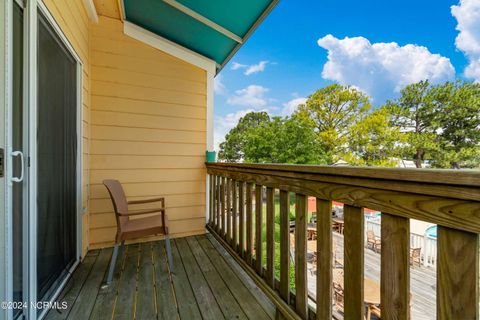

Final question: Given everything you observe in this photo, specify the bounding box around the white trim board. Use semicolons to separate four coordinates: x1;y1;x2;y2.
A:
83;0;98;23
123;21;217;74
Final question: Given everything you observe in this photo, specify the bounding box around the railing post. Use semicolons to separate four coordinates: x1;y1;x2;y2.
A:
381;213;410;320
266;187;275;287
295;193;308;319
246;182;253;266
279;190;290;305
238;182;245;258
344;205;364;319
316;199;332;320
437;226;479;320
226;178;232;242
232;180;237;249
215;175;220;232
255;185;264;275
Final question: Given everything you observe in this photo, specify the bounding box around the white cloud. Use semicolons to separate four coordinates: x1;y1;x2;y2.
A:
214;109;254;150
231;62;247;70
230;61;270;75
317;35;455;102
282;97;307;116
452;0;480;81
227;85;269;107
214;74;226;95
245;61;269;75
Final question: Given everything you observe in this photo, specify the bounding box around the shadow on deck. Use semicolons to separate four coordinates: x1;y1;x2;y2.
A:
45;234;275;320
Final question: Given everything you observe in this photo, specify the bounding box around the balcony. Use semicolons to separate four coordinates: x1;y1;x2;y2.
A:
46;163;479;320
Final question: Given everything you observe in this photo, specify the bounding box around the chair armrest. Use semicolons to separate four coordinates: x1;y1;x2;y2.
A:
118;207;165;216
128;197;165;205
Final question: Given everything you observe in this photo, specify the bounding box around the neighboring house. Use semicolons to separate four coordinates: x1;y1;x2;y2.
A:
0;0;277;318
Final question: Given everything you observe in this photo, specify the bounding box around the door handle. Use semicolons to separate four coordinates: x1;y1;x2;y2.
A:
11;150;24;183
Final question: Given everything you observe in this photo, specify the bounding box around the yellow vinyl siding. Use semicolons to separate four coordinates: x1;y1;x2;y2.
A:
43;0;91;256
89;16;207;248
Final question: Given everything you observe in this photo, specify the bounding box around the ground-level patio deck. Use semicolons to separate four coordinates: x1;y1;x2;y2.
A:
307;233;436;320
45;234;275;320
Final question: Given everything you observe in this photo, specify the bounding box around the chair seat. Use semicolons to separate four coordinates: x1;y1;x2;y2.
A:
121;215;166;241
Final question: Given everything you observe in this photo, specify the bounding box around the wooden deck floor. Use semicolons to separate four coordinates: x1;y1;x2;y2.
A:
45;234;275;320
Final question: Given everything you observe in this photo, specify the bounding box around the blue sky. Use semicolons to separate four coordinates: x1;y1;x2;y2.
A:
214;0;480;148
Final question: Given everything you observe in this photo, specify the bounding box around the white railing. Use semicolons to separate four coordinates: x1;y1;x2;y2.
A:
365;218;437;268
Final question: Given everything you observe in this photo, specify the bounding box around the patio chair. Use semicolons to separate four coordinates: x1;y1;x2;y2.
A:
366;304;381;320
333;282;344;313
366;230;381;253
103;179;174;284
410;247;421;267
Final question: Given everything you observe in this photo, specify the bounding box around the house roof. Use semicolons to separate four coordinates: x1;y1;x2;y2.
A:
123;0;279;72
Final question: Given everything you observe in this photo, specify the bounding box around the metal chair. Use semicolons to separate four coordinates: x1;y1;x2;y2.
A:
103;179;174;284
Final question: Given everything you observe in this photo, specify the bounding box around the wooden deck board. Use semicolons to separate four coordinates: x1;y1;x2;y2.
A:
136;242;156;320
186;236;248;320
89;244;125;320
153;241;178;320
67;249;111;320
169;239;202;319
176;238;224;319
45;254;97;320
113;244;139;320
198;235;273;320
46;234;275;320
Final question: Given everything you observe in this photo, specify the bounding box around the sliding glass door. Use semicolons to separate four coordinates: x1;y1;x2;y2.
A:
12;3;25;319
9;3;80;317
36;11;78;301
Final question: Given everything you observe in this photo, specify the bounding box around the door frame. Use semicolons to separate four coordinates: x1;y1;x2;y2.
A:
4;0;84;319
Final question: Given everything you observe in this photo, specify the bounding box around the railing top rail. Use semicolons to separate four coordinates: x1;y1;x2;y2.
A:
207;162;480;233
207;162;480;187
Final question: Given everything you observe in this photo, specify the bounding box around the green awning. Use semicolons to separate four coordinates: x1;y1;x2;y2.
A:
124;0;278;72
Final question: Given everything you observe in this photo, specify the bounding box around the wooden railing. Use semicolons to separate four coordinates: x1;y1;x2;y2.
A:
205;163;480;320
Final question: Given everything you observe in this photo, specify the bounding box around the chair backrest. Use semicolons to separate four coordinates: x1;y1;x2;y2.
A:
367;230;375;239
411;247;421;257
103;179;129;229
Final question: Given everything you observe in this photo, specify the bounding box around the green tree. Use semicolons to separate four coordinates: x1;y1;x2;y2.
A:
294;84;371;163
243;116;328;164
387;80;438;168
429;81;480;169
218;112;270;162
344;106;404;166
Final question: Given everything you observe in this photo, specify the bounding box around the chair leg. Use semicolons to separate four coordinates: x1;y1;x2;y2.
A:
119;240;125;260
165;235;174;273
107;243;120;284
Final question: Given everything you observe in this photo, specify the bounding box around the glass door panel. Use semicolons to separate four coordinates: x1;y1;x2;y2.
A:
36;11;78;300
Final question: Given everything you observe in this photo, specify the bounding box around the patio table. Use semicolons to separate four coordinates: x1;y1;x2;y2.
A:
332;269;380;305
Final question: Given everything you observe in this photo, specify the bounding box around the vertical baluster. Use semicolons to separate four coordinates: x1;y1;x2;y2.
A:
215;176;220;232
211;175;216;228
220;177;226;236
316;199;332;320
295;193;308;319
279;190;290;304
255;185;264;275
381;213;410;320
265;187;275;287
226;178;231;241
344;205;364;318
238;182;245;257
246;182;253;266
208;175;213;226
437;226;479;319
232;180;238;249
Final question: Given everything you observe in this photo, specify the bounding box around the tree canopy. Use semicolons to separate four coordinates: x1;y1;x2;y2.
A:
218;81;480;169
